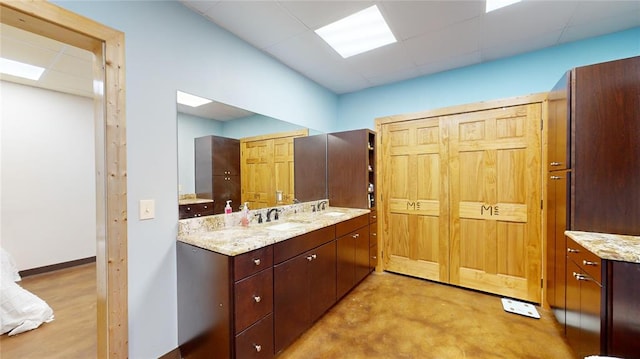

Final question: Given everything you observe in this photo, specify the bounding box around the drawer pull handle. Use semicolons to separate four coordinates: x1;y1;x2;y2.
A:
372;215;377;219
312;254;317;260
253;259;261;266
550;175;563;180
254;344;262;352
352;233;360;238
550;162;563;166
253;295;261;303
583;260;598;266
306;256;313;261
573;272;589;281
372;256;377;259
372;233;377;236
567;248;580;253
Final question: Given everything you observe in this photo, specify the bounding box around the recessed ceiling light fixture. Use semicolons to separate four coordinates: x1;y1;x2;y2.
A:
0;57;45;81
486;0;521;13
315;5;397;58
177;90;212;107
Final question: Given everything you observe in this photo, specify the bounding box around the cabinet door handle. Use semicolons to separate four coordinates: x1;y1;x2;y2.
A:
372;233;377;237
306;256;313;261
254;344;262;352
550;162;563;166
312;254;317;260
253;295;261;303
372;215;377;220
372;256;377;260
550;175;563;180
573;272;590;281
253;258;261;266
583;260;599;266
567;248;580;253
352;233;360;238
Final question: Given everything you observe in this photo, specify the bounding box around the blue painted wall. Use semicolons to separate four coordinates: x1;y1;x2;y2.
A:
337;27;640;131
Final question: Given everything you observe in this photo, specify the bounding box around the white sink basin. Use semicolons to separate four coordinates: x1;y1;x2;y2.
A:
267;222;304;231
322;211;346;217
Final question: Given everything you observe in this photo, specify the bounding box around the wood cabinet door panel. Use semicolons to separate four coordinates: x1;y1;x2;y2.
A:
309;241;337;322
336;234;355;299
274;255;309;354
355;226;370;284
448;104;542;303
547;72;570;171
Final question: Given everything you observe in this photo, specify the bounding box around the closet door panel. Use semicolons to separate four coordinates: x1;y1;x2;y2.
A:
449;104;542;303
381;118;449;282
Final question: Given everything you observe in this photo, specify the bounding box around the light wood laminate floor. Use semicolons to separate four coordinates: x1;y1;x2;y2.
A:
0;263;96;359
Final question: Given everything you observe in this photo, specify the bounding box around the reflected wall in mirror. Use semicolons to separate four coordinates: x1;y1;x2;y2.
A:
177;91;327;217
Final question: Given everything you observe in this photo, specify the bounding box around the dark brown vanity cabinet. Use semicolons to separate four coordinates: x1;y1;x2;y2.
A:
336;214;370;299
195;135;241;214
547;57;640;337
273;226;336;354
565;237;603;359
177;242;274;359
328;129;376;209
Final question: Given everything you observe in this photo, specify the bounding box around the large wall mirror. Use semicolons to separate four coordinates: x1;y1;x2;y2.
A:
177;91;327;217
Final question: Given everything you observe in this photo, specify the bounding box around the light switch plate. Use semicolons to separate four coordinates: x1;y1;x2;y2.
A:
139;199;155;220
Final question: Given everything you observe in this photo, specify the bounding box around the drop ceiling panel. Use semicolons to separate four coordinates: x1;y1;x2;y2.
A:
201;1;308;49
417;51;482;77
405;18;481;66
381;1;484;41
482;29;564;62
278;1;374;29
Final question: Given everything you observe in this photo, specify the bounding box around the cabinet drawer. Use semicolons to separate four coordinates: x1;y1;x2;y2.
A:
234;246;273;281
369;210;377;223
274;226;335;264
335;214;369;238
235;268;273;334
370;243;378;269
369;223;377;247
567;237;602;283
235;313;274;359
179;202;214;219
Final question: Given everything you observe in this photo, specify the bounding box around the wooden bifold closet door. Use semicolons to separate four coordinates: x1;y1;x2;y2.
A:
379;101;542;303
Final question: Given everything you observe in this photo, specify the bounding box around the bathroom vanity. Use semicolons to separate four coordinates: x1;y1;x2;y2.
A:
176;205;375;358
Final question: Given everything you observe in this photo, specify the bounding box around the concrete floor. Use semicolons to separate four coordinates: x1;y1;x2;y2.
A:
279;271;575;359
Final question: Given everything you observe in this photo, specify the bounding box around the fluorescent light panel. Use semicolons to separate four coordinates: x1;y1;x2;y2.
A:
315;5;397;58
0;57;45;80
177;91;212;107
486;0;521;13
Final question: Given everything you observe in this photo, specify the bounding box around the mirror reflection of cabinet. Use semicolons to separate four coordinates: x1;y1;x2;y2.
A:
294;134;327;202
195;135;241;214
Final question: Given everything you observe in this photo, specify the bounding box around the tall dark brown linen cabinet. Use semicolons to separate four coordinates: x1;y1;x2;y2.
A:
546;56;640;358
195;135;241;214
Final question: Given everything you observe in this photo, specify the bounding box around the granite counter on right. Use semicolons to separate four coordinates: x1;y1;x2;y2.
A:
562;230;640;359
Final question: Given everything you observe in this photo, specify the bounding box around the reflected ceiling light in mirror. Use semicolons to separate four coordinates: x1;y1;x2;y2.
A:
177;90;213;107
0;57;45;80
485;0;521;13
315;5;396;59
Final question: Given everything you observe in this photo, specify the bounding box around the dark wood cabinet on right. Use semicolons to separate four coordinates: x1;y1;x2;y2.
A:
546;56;640;358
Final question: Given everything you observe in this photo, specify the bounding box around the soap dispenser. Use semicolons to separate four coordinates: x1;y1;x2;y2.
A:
224;200;233;228
240;202;250;227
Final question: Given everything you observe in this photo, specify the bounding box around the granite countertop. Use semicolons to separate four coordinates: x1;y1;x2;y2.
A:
178;206;370;256
179;198;214;205
565;231;640;264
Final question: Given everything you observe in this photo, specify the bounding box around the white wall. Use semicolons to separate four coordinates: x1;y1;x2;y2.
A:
0;81;96;271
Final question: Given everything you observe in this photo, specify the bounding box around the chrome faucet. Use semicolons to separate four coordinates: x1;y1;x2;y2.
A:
317;201;328;211
266;208;281;222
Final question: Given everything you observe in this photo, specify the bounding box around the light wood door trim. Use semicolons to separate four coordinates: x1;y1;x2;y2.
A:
1;1;128;358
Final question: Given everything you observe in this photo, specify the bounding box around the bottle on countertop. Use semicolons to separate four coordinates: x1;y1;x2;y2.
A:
224;200;233;228
240;202;250;227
